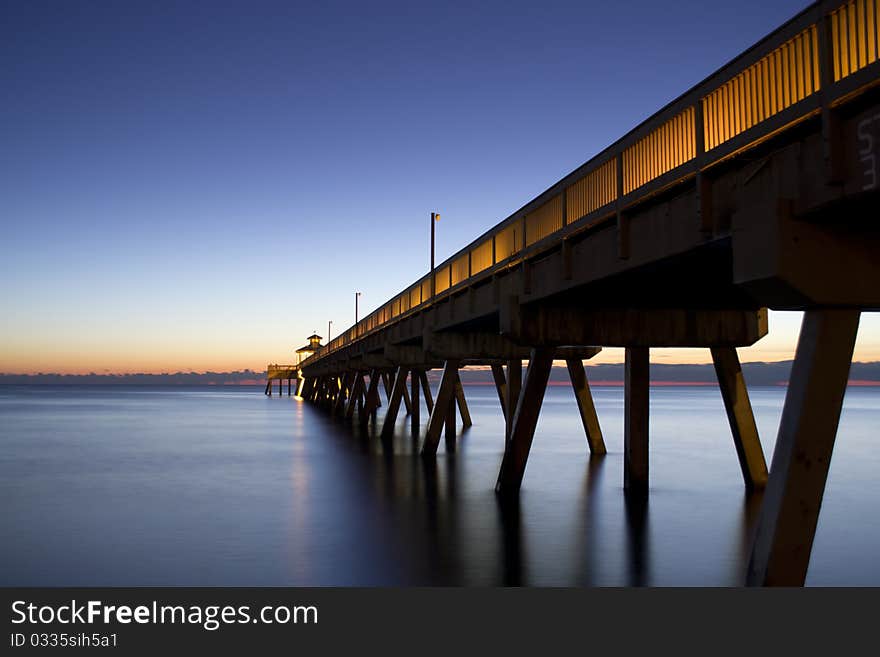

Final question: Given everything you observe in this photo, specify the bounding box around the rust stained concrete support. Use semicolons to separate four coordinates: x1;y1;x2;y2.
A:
380;366;409;439
421;360;460;457
495;348;554;495
565;358;606;456
747;310;860;587
625;347;650;492
711;346;768;491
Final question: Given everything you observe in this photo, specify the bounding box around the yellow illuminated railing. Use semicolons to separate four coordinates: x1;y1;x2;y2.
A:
451;253;470;286
471;239;493;275
268;364;299;375
624;108;695;194
435;264;450;294
831;0;880;80
301;0;877;369
525;195;563;246
566;159;616;223
702;26;819;151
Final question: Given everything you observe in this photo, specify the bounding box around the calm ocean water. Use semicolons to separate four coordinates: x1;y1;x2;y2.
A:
1;383;878;586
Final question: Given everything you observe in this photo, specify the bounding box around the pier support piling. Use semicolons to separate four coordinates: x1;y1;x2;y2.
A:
491;364;507;420
365;369;382;423
747;310;860;586
419;371;434;413
454;375;472;428
380;366;409;439
445;395;456;452
345;372;365;419
711;346;767;490
625;347;650;492
411;370;420;433
421;360;461;457
495;348;554;494
505;359;522;442
566;358;606;455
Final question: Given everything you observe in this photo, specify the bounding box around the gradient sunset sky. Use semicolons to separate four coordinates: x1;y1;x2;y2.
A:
2;0;878;375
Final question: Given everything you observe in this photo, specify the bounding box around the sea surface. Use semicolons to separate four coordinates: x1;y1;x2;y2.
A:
1;383;878;586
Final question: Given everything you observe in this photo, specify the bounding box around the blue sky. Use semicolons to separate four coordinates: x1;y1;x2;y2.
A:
1;0;876;373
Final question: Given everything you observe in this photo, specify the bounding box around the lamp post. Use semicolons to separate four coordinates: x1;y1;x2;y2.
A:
430;211;440;297
355;291;362;325
327;320;333;351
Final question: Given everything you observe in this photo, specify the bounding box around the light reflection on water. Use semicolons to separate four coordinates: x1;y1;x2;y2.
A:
0;384;877;586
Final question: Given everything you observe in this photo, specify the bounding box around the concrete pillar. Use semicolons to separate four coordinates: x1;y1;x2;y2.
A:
419;371;434;413
566;358;606;456
411;370;420;433
625;347;649;492
265;379;271;396
711;346;767;490
495;348;554;494
401;377;413;416
421;360;460;457
454;375;472;428
288;378;291;396
445;395;456;452
505;359;522;442
747;310;860;586
365;369;381;424
333;372;350;415
491;364;507;420
345;372;365;419
380;366;409;439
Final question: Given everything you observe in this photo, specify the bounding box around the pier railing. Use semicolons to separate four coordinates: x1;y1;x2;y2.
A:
301;0;879;368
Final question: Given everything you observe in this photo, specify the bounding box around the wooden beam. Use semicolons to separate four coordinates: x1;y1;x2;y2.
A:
711;346;768;491
495;348;554;494
625;347;650;492
747;310;860;586
421;360;460;457
380;366;409;439
566;358;606;456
